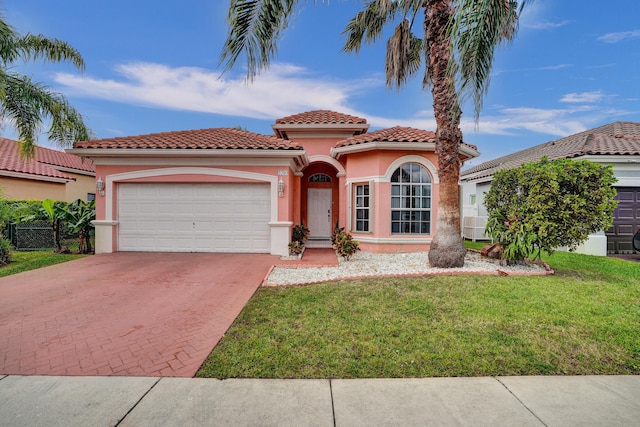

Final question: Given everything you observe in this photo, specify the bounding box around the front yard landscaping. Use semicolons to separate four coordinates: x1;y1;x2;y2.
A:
197;247;640;379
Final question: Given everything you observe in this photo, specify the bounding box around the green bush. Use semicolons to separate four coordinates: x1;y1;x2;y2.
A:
484;157;618;263
0;199;48;224
0;235;11;266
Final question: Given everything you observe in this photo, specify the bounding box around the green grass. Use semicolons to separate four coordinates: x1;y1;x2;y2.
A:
0;251;86;278
197;246;640;379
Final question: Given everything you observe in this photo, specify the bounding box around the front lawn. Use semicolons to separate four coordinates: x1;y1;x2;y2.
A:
197;248;640;378
0;251;86;278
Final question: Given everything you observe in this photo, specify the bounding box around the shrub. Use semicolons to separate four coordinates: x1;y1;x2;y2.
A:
0;199;48;224
288;240;305;255
333;230;360;260
0;235;11;266
291;223;310;244
484;157;618;263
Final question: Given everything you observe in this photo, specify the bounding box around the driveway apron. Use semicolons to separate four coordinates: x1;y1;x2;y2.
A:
0;252;276;377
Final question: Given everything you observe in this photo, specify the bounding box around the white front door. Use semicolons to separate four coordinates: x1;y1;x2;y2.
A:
308;188;332;238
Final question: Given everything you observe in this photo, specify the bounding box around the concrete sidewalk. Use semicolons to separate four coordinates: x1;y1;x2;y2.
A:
0;375;639;426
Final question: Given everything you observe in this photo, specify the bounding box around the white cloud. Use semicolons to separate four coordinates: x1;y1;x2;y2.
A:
560;91;605;103
53;61;630;145
492;64;571;77
519;0;570;30
597;30;640;43
523;20;571;30
54;62;373;121
470;107;589;137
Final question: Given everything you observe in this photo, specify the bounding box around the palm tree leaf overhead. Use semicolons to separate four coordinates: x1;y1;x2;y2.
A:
14;35;85;71
0;12;89;158
450;0;528;121
342;0;403;54
385;18;422;90
221;0;300;82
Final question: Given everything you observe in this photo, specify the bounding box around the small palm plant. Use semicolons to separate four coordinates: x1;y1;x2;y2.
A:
60;199;96;254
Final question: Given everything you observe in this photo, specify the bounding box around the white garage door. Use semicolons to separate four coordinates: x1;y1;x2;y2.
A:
118;183;271;253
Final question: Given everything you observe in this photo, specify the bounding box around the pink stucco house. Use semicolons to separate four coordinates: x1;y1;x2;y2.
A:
69;110;479;255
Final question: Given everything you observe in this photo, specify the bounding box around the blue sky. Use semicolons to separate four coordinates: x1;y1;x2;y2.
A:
4;0;640;166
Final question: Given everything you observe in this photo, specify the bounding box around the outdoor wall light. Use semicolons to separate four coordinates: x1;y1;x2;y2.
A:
96;177;105;197
278;177;285;198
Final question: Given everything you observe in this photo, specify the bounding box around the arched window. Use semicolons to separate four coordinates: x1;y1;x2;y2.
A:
308;173;332;183
390;163;432;234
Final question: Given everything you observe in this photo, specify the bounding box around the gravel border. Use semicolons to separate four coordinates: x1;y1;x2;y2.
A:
265;250;553;286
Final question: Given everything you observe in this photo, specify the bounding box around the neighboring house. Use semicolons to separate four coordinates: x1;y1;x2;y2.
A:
461;122;640;256
0;138;96;202
69;110;479;256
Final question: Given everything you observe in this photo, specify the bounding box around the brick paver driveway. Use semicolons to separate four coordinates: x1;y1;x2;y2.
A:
0;253;277;377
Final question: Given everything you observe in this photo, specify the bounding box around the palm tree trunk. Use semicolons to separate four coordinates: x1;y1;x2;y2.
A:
425;0;466;268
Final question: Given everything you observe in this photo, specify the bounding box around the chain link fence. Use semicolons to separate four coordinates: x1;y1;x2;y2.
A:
5;222;77;251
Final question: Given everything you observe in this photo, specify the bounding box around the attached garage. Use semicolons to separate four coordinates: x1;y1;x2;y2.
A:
118;182;271;253
607;187;640;254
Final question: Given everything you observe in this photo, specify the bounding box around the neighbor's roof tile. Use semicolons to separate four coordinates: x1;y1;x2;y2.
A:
0;138;94;181
461;121;640;180
275;110;367;125
73;128;302;150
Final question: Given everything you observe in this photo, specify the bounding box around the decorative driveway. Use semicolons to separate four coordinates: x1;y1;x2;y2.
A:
0;252;278;377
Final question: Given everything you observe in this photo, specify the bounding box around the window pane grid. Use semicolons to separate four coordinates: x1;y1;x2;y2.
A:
390;163;431;235
354;184;370;232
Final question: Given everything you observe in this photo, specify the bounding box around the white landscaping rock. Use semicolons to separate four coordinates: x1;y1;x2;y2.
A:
266;251;547;285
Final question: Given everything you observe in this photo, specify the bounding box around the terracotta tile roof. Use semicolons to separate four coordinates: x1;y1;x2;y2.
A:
335;126;477;150
0;138;94;181
461;121;640;181
275;110;367;125
73;128;302;150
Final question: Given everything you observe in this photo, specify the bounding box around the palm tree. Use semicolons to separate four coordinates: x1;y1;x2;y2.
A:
221;0;529;267
0;13;90;158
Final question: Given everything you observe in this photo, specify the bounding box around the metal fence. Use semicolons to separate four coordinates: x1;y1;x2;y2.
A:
7;221;54;250
4;221;81;251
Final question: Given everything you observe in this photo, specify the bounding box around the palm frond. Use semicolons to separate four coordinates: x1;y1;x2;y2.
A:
449;0;531;121
0;16;19;65
15;35;85;71
0;73;89;157
385;19;422;90
342;0;401;53
220;0;300;81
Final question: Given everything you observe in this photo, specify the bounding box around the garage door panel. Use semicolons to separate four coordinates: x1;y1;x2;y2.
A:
118;183;270;253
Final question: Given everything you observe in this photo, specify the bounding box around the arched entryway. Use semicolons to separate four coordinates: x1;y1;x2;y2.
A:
302;162;340;243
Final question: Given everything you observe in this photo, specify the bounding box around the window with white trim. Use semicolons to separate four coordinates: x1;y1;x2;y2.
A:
354;183;370;232
391;163;431;234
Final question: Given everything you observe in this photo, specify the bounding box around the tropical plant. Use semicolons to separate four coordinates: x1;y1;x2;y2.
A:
59;199;95;254
0;12;90;158
331;222;345;247
221;0;530;267
291;222;310;244
484;158;618;264
288;240;305;256
40;198;65;253
332;229;360;260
